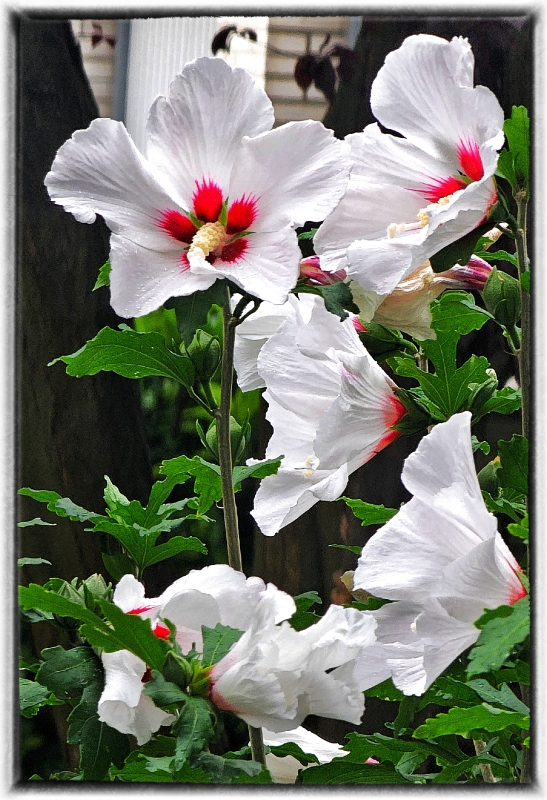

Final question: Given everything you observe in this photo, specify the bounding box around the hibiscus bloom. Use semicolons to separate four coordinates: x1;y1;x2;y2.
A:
45;57;349;317
97;565;294;743
209;603;376;732
351;412;526;695
314;34;504;304
245;294;406;536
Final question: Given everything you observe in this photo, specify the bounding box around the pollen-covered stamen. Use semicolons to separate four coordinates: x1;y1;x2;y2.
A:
303;454;319;478
388;193;458;238
187;220;229;260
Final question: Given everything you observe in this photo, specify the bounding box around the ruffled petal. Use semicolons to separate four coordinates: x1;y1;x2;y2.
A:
228;120;350;231
304;661;364;724
370;34;504;161
45;118;180;249
108;234;217;318
146;57;275;209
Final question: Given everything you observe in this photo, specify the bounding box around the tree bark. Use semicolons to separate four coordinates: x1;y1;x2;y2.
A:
18;18;152;774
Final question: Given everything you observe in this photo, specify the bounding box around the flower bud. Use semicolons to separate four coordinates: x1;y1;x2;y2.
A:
205;417;249;464
187;329;221;382
477;456;501;496
467;370;499;417
482;266;522;330
299;255;347;286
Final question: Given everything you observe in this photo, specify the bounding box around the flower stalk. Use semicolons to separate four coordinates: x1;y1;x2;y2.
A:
215;283;266;765
515;190;530;442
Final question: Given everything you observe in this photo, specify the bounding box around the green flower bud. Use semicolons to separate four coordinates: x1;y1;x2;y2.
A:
482;266;522;330
162;651;193;689
477;456;501;496
205;417;248;464
467;369;498;416
187;329;221;382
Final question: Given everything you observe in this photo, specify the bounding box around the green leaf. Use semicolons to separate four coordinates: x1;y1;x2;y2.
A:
232;457;282;487
267;742;320;766
202;623;243;666
430;220;499;274
172;695;216;769
329;543;362;555
195;753;270;783
341;497;397;527
465;679;529;714
521;270;531;292
466;596;529;677
18;557;52;567
18;488;100;523
36;646;102;694
321;281;360;320
19;586;169;671
477;248;518;267
364;678;405;703
17;518;56;528
301;761;414;784
93;259;111;290
297;228;318;240
431;753;508;784
390;292;498;418
49;326;196;389
142;670;188;709
110;755;175;782
19;677;64;718
290;591;322;631
166;281;227;346
160;456;221;515
67;680;130;780
507;514;529;542
413;704;529;739
497;434;528;495
143;536;207;567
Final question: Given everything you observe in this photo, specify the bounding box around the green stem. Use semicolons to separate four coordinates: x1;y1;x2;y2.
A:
515;191;530;442
215;285;242;573
215;284;266;767
473;740;496;783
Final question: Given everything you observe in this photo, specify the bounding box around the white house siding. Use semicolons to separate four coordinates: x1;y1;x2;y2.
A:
70;19;118;118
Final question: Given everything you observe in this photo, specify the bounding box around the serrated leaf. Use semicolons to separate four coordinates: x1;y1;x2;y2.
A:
364;678;405;702
195;753;268;783
49;326;195;389
341;497;397;527
267;742;320;766
290;591;322;631
19;586;169;670
142;670;188;709
431;753;508;784
19;678;64;718
18;488;100;523
465;679;529;714
172;695;216;769
202;623;243;665
160;456;222;515
110;756;174;782
232;457;282;486
143;535;207;567
93;259;111;290
301;760;414;784
391;292;495;418
413;704;529;739
78;714;131;780
497;434;528;495
36;646;102;694
466;596;529;677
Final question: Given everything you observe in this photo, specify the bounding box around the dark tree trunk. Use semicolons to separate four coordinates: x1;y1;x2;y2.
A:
18;18;152;773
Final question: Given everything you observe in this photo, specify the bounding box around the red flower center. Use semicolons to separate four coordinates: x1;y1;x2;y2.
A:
156;179;258;269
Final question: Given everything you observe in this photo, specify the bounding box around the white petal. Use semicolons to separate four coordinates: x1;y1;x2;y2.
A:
131;694;176;746
251;464;349;537
370;34;504;161
146;56;274;208
401;412;497;540
112;574;147;612
229;120;350;230
300;605;377;671
313;350;401;469
262;726;345;763
109;234;217;318
210;228;302;304
45;118;180;250
304;661;364;724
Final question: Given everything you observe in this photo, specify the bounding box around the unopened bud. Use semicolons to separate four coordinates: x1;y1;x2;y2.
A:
299;256;347;286
435;255;493;292
482;266;521;329
187;329;221;382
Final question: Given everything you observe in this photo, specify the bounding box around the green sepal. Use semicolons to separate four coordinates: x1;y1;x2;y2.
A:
92;260;111;290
